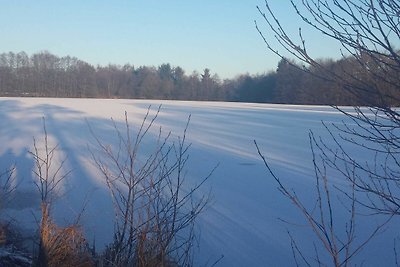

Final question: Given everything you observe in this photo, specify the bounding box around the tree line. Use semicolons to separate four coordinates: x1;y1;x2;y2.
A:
0;51;399;106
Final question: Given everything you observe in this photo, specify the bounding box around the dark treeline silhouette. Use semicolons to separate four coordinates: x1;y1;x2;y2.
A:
1;51;399;105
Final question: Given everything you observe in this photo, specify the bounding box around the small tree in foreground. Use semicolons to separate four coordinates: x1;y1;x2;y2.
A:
30;119;92;267
90;107;214;267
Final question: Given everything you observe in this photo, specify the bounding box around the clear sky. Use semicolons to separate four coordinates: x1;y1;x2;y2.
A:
0;1;340;79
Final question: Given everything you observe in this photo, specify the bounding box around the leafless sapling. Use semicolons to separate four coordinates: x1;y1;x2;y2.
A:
30;118;92;267
90;107;214;267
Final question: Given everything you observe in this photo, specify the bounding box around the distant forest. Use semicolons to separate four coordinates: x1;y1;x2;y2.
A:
0;51;398;105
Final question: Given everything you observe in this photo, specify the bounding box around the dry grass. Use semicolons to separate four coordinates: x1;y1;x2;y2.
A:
36;204;93;267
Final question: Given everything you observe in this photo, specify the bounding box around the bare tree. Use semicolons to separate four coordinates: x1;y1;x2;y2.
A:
256;136;393;266
30;119;70;209
90;107;214;267
255;0;400;265
256;0;400;217
30;118;92;267
256;0;400;107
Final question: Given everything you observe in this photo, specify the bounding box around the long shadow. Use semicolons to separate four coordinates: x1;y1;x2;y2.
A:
0;100;127;248
19;102;191;249
0;99;309;265
22;103;123;248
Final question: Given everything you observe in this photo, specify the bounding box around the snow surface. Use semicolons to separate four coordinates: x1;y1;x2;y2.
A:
0;97;398;266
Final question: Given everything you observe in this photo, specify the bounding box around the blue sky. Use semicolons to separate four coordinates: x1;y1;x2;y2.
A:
0;1;340;78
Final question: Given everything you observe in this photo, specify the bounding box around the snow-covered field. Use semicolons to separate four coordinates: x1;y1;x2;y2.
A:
0;97;398;266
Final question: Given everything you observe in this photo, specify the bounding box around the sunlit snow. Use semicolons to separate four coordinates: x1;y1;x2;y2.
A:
0;97;397;266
